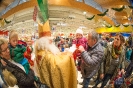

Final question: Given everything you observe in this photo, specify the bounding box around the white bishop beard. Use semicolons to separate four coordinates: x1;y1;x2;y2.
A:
37;37;60;55
47;42;60;55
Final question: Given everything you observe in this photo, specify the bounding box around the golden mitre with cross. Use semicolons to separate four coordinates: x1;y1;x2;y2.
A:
38;20;51;38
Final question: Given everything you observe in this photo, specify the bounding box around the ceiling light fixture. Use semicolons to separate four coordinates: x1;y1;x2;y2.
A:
83;11;86;15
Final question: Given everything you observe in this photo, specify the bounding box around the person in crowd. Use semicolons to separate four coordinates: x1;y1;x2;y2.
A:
54;36;60;46
124;42;132;69
114;52;133;88
65;38;72;48
57;37;66;52
72;28;87;71
125;43;132;62
100;36;108;48
0;38;36;88
127;32;133;48
77;30;104;88
125;47;133;79
124;61;133;88
34;22;77;88
23;38;34;66
63;38;71;52
8;30;30;74
99;33;125;88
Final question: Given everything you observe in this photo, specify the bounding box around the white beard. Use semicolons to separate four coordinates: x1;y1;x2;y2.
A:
36;37;60;55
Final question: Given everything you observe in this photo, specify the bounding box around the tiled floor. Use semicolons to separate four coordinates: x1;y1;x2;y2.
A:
77;71;83;88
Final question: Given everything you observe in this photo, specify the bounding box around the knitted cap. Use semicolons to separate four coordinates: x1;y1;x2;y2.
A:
76;28;83;35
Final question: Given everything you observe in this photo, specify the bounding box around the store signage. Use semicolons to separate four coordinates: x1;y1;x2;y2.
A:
33;6;38;21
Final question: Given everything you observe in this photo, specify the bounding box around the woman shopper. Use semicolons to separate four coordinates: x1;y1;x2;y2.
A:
0;38;36;88
100;33;125;88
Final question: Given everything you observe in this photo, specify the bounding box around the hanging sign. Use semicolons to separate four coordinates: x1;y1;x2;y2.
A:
33;6;38;21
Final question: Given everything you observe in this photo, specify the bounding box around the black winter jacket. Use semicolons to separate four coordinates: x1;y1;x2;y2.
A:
1;58;36;88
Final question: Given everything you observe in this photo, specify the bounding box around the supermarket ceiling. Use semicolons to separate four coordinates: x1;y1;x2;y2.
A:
0;0;133;34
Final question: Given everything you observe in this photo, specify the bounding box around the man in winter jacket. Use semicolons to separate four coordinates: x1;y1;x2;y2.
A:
78;30;104;88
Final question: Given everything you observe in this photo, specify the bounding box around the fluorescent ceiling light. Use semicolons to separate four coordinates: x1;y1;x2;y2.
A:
83;12;86;15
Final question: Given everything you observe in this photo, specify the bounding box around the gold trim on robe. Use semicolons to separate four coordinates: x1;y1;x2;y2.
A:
36;50;77;88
